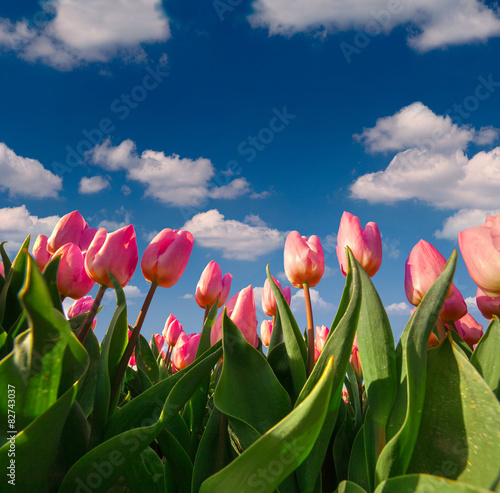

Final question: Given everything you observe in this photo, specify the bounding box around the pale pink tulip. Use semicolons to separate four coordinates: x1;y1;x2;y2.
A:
455;313;483;346
141;229;193;288
315;325;329;355
260;320;273;347
33;234;52;270
440;285;467;322
459;214;500;297
85;226;138;288
163;314;184;347
172;332;201;370
476;287;500;320
336;211;382;277
284;231;325;288
262;276;291;316
218;273;233;308
54;244;95;299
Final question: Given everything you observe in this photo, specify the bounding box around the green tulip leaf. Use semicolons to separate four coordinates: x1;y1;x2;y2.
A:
348;424;370;492
136;333;160;384
41;255;63;314
374;474;494;492
337;480;368;493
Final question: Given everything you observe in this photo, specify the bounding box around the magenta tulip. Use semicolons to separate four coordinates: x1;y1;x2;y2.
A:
68;296;96;330
440;285;467;322
211;285;258;347
0;261;3;277
459;214;500;297
336;211;382;277
455;313;483;346
405;240;454;307
195;260;232;309
218;273;233;308
53;244;95;299
48;210;94;254
33;234;52;271
172;332;201;370
260;320;273;347
262;276;291;316
284;231;325;288
163;314;184;347
80;227;98;252
351;346;362;380
141;229;193;288
85;226;138;288
476;287;500;320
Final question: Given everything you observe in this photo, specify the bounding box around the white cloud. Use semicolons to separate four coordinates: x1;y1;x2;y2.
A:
244;214;268;227
385;302;411;315
253;287;264;312
104;284;144;303
0;142;62;198
382;236;400;260
435;208;500;240
180;293;194;299
87;139;255;207
291;288;334;312
276;271;288;283
465;296;480;315
79;176;110;194
0;0;170;70
182;209;286;261
0;205;60;253
248;0;500;51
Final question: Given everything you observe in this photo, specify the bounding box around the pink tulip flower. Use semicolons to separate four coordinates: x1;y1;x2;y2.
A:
211;285;258;347
260;320;273;347
53;244;95;299
476;287;500;320
284;231;325;288
33;234;52;271
141;229;194;288
68;296;96;330
85;226;138;288
47;210;95;254
459;214;500;298
172;332;201;370
336;211;382;277
405;240;454;307
0;261;3;277
351;346;362;381
218;273;233;308
163;314;184;346
195;260;232;309
262;276;291;316
315;325;329;354
455;313;483;347
440;285;468;322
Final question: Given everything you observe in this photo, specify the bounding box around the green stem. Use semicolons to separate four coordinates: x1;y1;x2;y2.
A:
109;282;158;406
77;284;107;344
303;283;315;375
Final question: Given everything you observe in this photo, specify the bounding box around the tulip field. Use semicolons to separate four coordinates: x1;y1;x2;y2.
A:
0;210;499;493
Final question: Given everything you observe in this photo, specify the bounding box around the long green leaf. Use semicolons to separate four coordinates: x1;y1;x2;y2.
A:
337;480;368;493
374;474;494;492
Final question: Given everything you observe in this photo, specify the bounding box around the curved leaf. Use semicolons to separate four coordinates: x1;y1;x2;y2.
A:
374;474;493;492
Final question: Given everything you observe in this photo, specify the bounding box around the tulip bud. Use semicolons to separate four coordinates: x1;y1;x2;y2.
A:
342;388;349;404
218;273;233;308
459;214;500;297
315;325;329;355
85;226;138;288
455;313;483;347
163;314;183;347
336;211;382;277
440;285;467;322
68;296;96;330
405;240;454;307
260;320;273;347
172;332;201;370
284;231;325;288
476;287;500;320
0;261;4;277
33;234;52;271
128;328;137;366
47;210;91;254
54;244;95;299
351;335;362;380
262;276;291;316
195;261;232;309
141;229;193;288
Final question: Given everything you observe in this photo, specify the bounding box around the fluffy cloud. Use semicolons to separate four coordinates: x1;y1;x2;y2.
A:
291;288;334;312
0;205;60;253
0;0;169;70
248;0;500;51
87;139;255;207
385;302;411;315
0;142;62;198
79;176;110;194
182;209;286;260
435;209;500;240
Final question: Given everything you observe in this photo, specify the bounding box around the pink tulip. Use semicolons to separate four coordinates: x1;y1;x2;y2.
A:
315;325;329;353
336;211;382;277
163;314;184;346
455;313;483;346
33;234;52;271
141;229;194;288
195;260;232;309
260;320;273;347
405;240;454;307
53;244;95;299
68;296;96;330
172;332;201;370
128;328;137;366
0;261;4;277
440;285;467;322
284;231;325;288
351;346;362;380
210;285;258;347
262;276;291;316
459;214;500;297
85;226;138;288
80;227;98;252
476;287;500;320
47;210;94;254
342;388;349;404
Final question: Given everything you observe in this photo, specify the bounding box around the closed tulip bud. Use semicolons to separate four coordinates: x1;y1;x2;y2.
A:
405;240;454;307
128;328;137;366
141;229;193;288
163;314;184;346
260;320;273;347
342;388;349;404
68;295;96;330
476;287;500;320
284;231;325;288
455;313;483;347
262;276;291;316
85;226;138;288
351;346;362;381
0;261;3;277
195;261;232;309
211;285;258;347
218;273;232;308
336;211;382;277
54;244;95;299
315;325;329;354
33;234;52;270
172;332;201;370
80;227;97;252
440;286;467;322
459;214;500;298
48;210;89;255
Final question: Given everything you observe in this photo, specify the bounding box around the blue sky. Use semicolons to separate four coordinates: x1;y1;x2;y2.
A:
1;0;500;343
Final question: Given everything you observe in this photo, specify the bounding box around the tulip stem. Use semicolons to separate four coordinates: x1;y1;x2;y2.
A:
77;284;107;344
110;282;158;407
303;283;315;375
